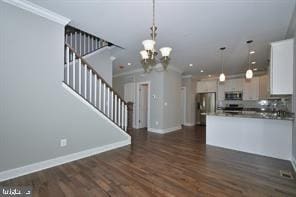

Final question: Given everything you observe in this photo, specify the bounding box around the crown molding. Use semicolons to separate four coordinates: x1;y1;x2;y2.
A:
3;0;70;25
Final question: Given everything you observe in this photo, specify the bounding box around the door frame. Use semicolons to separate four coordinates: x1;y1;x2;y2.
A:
181;86;186;125
136;81;151;129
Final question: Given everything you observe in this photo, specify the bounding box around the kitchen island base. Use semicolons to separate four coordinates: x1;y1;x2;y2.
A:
206;115;292;160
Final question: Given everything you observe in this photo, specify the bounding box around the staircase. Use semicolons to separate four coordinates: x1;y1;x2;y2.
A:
65;25;112;57
63;28;128;133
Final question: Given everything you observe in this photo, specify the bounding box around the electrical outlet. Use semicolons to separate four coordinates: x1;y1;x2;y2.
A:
60;139;67;147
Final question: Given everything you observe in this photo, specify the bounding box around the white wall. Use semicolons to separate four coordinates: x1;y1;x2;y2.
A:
84;48;113;86
0;2;129;173
113;66;182;131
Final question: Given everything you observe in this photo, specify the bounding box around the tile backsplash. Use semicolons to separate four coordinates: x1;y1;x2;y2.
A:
217;96;292;112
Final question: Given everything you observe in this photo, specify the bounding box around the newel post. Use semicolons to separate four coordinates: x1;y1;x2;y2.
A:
127;102;134;132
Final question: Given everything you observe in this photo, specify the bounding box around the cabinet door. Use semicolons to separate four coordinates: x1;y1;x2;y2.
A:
270;39;293;95
217;82;225;101
243;77;259;100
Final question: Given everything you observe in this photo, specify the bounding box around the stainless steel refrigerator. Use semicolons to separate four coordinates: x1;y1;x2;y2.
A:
196;93;216;125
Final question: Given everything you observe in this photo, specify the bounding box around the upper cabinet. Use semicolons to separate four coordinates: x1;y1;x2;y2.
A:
270;39;294;95
243;77;259;100
197;80;217;93
224;78;243;92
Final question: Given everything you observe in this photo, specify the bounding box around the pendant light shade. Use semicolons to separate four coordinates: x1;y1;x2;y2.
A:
246;69;253;79
140;50;149;59
245;40;254;79
219;73;226;82
142;40;155;51
219;47;226;82
159;47;172;57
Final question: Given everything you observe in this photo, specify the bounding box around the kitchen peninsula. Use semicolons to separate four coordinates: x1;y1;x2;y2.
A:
206;113;293;160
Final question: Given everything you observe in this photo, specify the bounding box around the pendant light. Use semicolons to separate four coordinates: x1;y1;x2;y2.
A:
219;47;226;82
245;40;254;79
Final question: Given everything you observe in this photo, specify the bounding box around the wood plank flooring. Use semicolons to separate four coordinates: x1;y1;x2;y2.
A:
1;126;296;196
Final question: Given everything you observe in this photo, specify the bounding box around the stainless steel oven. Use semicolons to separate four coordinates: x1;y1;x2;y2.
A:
225;91;243;100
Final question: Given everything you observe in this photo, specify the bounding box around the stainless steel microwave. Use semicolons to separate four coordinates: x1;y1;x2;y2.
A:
225;91;243;100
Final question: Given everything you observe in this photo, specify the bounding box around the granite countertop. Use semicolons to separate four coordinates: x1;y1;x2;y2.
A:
208;111;294;121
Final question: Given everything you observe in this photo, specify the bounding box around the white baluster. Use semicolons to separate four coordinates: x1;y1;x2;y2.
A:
84;64;87;98
118;98;121;127
115;95;117;123
89;69;92;102
73;53;76;89
111;91;114;120
65;34;69;44
125;105;128;131
79;32;82;55
88;35;90;53
78;59;81;94
107;87;110;117
103;83;106;113
91;37;95;51
74;32;77;50
94;76;97;106
83;34;86;55
122;101;124;129
99;79;102;110
66;47;69;84
70;33;73;47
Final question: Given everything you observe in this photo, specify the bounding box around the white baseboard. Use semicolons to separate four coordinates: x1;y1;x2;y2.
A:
292;155;296;173
148;125;182;134
183;122;195;127
0;139;130;182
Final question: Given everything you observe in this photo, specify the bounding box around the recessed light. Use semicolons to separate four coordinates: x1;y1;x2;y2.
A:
250;50;255;54
200;69;204;73
253;68;258;71
251;61;256;65
127;62;132;66
208;75;212;78
189;64;193;67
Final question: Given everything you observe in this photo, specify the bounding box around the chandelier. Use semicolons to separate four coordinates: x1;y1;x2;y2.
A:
139;0;172;72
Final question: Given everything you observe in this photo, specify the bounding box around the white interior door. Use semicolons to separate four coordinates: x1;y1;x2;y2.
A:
139;84;148;128
180;87;186;125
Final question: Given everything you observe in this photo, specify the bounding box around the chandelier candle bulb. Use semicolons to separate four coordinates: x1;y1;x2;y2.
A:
246;69;253;79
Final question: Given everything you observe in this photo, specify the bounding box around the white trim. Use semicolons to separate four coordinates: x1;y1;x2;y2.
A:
0;139;130;182
148;125;182;134
136;81;151;129
292;155;296;173
62;83;130;138
181;86;186;125
183;122;195;126
3;0;70;25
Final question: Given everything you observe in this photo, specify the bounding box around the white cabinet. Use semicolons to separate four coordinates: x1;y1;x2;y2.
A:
224;78;243;92
217;82;225;101
243;77;259;100
270;39;293;95
196;80;217;93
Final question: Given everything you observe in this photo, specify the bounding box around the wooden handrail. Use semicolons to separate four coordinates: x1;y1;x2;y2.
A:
65;43;127;105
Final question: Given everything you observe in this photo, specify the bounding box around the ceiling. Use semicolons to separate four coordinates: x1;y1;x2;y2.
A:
29;0;296;77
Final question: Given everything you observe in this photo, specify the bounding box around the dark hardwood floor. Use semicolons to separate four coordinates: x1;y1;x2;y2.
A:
1;126;296;196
